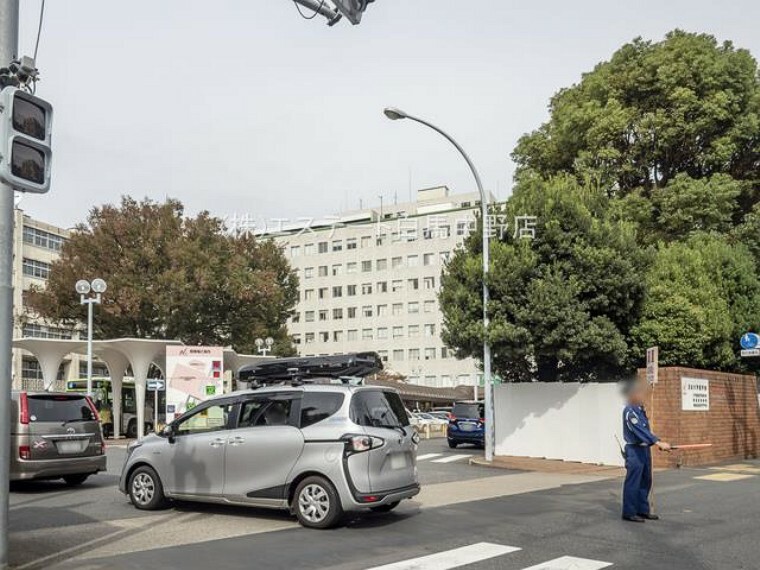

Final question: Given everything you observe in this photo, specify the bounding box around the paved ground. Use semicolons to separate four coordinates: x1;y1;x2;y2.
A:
9;440;760;569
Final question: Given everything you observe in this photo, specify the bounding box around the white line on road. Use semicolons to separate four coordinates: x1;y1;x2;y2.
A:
521;556;613;570
430;454;471;464
365;542;521;570
416;453;443;461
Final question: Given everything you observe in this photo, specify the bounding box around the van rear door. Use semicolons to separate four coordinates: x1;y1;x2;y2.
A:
24;394;102;460
350;389;417;493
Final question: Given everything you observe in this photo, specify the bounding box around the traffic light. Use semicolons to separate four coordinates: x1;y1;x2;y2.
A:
332;0;374;25
0;86;53;193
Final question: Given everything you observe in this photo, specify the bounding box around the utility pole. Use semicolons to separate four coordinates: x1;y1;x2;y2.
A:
0;3;19;567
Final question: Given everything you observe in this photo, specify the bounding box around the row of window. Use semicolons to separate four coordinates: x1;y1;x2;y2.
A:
294;323;438;341
22;258;51;279
289;226;470;258
301;277;437;303
294;300;438;323
301;252;452;277
294;337;450;361
22;323;73;340
23;225;65;252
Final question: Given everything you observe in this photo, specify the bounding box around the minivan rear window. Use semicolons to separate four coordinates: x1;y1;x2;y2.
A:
300;392;344;428
27;395;94;423
350;390;409;428
452;403;484;419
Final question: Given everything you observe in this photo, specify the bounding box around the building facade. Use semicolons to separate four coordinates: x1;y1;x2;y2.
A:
10;208;88;390
262;186;488;388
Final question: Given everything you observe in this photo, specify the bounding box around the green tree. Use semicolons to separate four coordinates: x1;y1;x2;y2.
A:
631;234;760;370
26;197;298;356
512;30;760;209
439;175;648;382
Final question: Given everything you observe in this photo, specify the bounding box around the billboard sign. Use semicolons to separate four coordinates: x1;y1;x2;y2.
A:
165;346;224;424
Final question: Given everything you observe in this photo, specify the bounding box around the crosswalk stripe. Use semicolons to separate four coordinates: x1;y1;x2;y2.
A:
521;556;613;570
431;454;471;464
365;542;520;570
416;453;443;461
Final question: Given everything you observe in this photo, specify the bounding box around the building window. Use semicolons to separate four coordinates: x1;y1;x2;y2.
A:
376;281;388;293
305;311;315;322
332;264;342;276
318;242;328;253
423;253;435;266
393;349;404;361
457;221;471;236
293;334;302;345
22;258;51;280
424;348;436;360
424;324;436;337
407;255;419;267
440;251;451;264
408;325;420;338
408;278;419;291
408;302;419;314
377;327;388;339
22;324;73;340
347;307;357;319
347;262;358;274
441;347;450;359
391;280;403;293
391;256;403;269
333;308;343;320
332;240;343;252
290;246;301;258
423;276;435;290
78;361;109;378
378;350;388;362
362;305;373;318
333;330;344;342
319;310;328;321
318;288;328;299
376;234;387;246
23;226;65;252
304;243;315;255
318;266;328;277
377;304;388;317
304;267;314;279
376;258;387;271
362;260;372;273
332;286;343;298
392;326;403;339
361;236;372;248
347;329;358;341
347;285;357;296
305;332;315;344
362;328;373;340
319;331;330;342
304;289;314;301
425;375;437;386
291;312;300;323
424;300;436;313
361;283;373;295
392;303;403;316
346;238;357;250
409;349;420;361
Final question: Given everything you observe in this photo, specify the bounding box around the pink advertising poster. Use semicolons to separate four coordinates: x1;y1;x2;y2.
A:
165;346;224;423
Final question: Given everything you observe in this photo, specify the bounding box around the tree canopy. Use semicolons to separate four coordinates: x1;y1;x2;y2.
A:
27;197;298;356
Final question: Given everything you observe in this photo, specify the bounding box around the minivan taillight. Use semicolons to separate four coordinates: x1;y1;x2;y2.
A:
19;445;31;460
344;435;384;453
19;392;29;425
85;396;100;423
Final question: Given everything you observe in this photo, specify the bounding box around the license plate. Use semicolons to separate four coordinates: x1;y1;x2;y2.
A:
459;422;476;432
390;453;408;470
56;440;85;455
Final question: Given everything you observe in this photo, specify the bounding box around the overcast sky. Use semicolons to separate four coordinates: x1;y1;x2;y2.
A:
15;0;760;229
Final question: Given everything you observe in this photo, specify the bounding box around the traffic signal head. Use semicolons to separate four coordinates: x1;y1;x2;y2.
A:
0;87;53;193
332;0;374;25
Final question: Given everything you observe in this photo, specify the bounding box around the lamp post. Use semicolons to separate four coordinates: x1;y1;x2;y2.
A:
255;337;274;356
384;107;495;462
76;278;107;397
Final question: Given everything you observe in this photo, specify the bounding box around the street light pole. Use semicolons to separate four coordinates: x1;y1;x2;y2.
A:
0;2;19;566
76;279;107;397
383;107;495;462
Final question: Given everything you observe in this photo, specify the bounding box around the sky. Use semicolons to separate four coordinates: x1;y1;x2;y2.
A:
14;0;760;229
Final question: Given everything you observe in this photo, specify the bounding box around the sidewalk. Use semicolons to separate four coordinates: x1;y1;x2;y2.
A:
470;455;626;478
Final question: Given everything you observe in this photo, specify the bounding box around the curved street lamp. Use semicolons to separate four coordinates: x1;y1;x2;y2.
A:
383;107;495;461
76;278;107;396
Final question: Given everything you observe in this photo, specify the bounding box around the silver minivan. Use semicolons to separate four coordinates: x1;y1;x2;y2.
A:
119;384;420;528
10;391;107;484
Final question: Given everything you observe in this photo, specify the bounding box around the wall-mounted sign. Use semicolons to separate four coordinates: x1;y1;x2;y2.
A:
165;346;224;424
681;377;709;411
646;346;659;385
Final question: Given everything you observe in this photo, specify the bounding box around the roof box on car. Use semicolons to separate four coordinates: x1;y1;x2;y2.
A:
238;352;383;385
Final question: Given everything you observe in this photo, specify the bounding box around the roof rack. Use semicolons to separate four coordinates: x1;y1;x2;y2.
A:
238;352;383;387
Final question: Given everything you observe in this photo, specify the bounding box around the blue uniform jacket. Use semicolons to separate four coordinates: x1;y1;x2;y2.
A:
623;404;659;446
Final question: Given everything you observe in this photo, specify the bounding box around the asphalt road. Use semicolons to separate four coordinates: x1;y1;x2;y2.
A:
9;440;760;570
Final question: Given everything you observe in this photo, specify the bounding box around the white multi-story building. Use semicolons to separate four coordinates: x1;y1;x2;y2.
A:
262;186;491;389
10;208;90;390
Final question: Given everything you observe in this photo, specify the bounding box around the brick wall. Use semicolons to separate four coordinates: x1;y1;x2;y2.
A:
638;367;760;468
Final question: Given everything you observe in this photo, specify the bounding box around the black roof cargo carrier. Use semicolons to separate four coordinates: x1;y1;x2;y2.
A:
238;352;382;385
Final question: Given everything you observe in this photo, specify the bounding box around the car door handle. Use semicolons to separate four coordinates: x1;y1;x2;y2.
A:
228;436;245;446
210;438;226;448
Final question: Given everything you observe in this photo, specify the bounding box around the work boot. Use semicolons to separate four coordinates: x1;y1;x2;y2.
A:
622;515;646;523
638;513;659;520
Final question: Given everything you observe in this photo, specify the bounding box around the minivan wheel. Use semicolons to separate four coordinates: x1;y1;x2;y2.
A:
126;420;138;439
293;476;343;529
63;473;90;486
370;501;400;513
128;466;168;510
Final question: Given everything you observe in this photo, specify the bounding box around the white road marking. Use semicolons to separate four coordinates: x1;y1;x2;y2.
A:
521;555;613;569
365;542;520;570
431;454;471;464
416;453;443;461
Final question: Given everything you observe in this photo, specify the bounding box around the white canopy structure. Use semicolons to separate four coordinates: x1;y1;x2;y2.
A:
13;337;275;440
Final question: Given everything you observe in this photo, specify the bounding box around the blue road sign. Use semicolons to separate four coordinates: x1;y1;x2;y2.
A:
740;333;759;350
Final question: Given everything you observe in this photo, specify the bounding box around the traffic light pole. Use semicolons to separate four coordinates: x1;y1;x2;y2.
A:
0;1;18;567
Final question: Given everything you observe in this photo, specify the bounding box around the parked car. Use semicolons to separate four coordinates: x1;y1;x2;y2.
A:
447;401;485;448
427;411;452;422
10;391;107;484
120;384;421;529
414;412;448;426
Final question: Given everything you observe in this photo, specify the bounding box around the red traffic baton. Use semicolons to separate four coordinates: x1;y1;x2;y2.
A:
670;443;713;450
